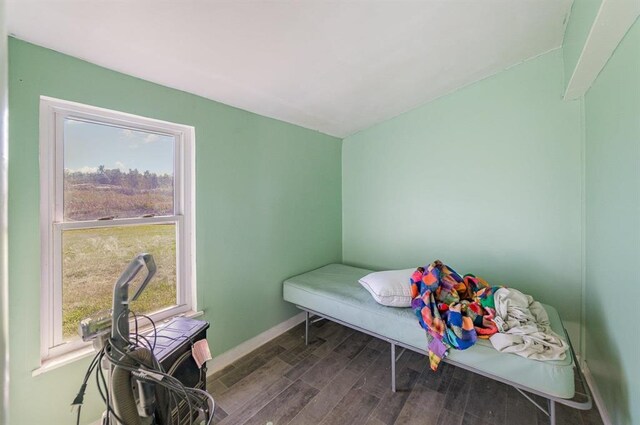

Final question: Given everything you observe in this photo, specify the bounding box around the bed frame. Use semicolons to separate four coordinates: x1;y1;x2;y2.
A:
299;307;593;425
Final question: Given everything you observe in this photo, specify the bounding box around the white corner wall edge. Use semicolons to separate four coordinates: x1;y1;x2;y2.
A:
206;312;306;376
580;359;613;425
564;0;640;100
0;0;9;422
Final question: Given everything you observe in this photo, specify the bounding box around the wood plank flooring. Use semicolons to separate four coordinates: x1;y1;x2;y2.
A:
207;321;603;425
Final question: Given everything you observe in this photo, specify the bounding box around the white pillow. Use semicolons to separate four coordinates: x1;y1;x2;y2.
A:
358;268;415;307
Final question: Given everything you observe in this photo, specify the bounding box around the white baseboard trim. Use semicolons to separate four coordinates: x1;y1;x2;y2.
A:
581;360;612;425
206;312;306;376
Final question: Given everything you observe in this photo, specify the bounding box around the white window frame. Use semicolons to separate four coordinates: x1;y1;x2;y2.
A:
39;96;196;361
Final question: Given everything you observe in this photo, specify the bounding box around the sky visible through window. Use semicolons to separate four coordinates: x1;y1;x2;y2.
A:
64;119;174;175
62;119;176;220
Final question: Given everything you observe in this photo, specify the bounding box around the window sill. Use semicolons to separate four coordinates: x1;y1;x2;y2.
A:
32;310;204;377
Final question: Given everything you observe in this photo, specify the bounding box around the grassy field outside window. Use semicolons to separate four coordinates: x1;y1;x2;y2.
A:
62;223;177;339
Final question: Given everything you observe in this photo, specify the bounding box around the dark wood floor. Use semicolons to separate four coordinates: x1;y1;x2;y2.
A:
207;320;603;425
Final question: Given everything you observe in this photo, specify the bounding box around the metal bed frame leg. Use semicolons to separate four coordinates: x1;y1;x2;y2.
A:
305;311;310;346
391;342;396;393
549;400;556;425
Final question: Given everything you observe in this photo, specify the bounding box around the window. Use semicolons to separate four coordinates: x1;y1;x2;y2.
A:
39;97;195;360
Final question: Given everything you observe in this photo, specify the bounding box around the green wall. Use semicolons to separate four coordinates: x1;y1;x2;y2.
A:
8;38;342;424
342;50;584;343
584;19;640;425
562;0;602;88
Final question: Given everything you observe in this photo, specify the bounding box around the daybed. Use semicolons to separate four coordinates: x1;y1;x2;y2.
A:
283;263;592;425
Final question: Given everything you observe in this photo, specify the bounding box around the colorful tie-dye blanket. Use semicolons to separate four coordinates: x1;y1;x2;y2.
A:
410;260;500;371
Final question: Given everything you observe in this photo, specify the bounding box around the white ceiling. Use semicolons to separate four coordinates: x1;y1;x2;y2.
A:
7;1;572;138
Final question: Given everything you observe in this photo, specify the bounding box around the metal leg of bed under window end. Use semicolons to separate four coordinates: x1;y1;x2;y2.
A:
549;400;556;425
305;311;310;346
305;312;326;346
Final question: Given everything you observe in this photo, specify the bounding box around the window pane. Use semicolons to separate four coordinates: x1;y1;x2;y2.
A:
62;223;177;340
63;119;175;221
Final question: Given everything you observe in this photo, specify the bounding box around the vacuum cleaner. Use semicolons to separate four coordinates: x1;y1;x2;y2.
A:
73;253;213;425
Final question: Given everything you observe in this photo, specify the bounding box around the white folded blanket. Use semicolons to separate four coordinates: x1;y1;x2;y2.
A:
490;287;568;361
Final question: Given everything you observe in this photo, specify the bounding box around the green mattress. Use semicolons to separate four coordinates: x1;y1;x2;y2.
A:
283;263;575;399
